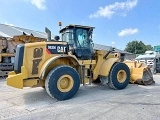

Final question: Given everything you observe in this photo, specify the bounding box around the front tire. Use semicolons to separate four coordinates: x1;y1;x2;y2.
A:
108;62;130;90
45;65;80;101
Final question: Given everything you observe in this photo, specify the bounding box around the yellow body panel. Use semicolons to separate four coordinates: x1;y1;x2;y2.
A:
20;42;68;77
23;42;58;78
23;79;38;87
39;55;80;79
92;50;119;80
92;50;106;80
78;60;96;65
7;66;28;89
99;58;119;76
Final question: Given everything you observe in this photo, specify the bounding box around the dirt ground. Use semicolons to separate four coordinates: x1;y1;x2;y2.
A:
0;75;160;120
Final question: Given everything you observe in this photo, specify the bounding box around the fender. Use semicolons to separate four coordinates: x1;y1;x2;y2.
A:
99;58;119;76
39;55;80;79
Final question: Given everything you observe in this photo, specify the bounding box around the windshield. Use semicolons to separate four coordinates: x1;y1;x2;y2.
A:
76;28;90;47
61;28;92;48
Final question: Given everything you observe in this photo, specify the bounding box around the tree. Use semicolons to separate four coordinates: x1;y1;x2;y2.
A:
124;40;152;54
146;45;153;51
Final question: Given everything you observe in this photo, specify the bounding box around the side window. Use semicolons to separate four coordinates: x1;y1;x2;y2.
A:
62;33;69;42
62;32;74;43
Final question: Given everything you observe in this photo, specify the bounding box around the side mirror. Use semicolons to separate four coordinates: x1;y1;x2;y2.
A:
54;36;60;41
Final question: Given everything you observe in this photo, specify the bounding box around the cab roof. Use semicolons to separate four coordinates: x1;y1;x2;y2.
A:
59;24;95;33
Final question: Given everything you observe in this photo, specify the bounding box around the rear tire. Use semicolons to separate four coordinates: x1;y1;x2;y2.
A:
108;62;130;90
45;65;80;100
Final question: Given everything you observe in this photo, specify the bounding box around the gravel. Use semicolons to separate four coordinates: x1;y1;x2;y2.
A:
0;75;160;120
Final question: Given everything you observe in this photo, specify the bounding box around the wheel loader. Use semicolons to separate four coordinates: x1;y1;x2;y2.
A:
0;34;46;76
6;24;154;100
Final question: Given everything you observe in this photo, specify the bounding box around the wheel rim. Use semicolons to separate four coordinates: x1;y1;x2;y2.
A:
57;75;74;92
117;70;127;83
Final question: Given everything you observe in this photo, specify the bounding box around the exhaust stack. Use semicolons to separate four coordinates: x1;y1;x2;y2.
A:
45;27;51;41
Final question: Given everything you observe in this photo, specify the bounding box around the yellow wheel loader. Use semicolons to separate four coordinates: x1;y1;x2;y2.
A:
0;34;46;77
6;24;154;100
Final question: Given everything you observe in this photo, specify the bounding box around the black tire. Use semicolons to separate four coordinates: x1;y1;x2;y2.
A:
108;62;130;90
45;65;80;101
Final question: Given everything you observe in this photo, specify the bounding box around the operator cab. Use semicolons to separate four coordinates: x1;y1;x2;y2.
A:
60;25;95;60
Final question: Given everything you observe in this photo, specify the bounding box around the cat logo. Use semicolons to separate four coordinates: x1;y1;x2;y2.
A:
46;44;67;54
57;46;66;52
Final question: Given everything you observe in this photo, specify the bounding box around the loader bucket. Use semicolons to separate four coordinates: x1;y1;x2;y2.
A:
124;61;155;85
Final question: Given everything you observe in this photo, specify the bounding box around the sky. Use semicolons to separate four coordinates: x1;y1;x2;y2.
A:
0;0;160;50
